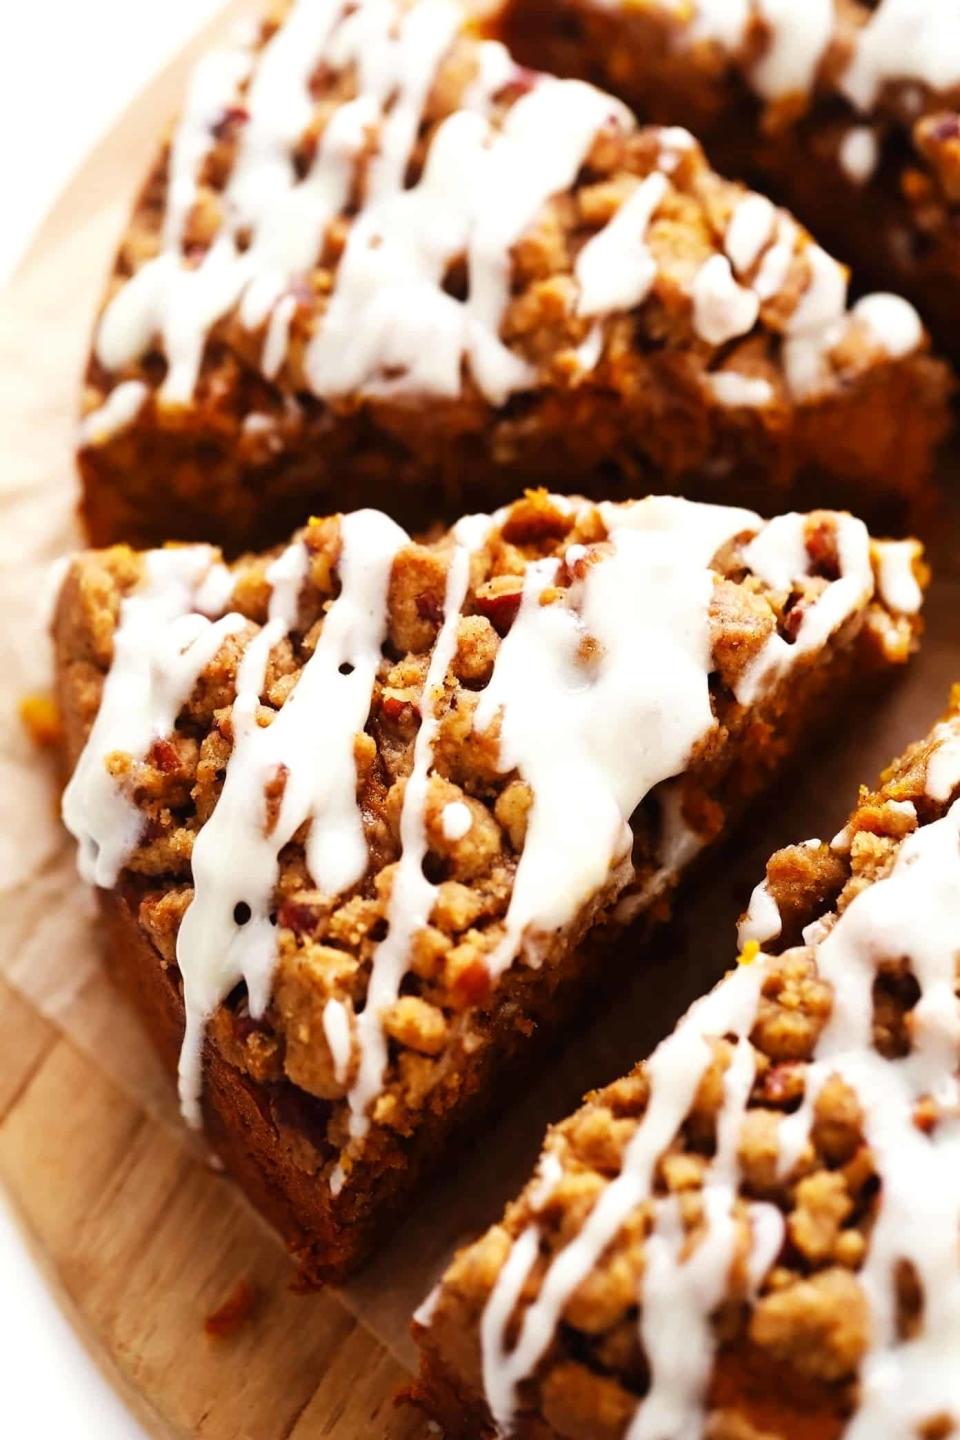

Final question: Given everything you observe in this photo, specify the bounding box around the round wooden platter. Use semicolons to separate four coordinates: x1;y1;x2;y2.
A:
3;6;960;1439
0;6;426;1437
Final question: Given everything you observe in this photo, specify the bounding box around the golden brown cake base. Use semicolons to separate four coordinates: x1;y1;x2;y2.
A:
80;346;948;555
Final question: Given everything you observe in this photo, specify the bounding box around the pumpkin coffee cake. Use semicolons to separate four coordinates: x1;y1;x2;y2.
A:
493;0;960;362
55;490;924;1280
78;0;949;552
413;694;960;1439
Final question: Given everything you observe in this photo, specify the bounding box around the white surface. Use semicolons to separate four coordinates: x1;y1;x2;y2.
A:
0;1196;148;1437
0;1;223;287
1;1;220;1433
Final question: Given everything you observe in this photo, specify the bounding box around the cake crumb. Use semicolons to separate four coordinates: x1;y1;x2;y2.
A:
737;939;760;966
19;693;63;748
204;1279;258;1338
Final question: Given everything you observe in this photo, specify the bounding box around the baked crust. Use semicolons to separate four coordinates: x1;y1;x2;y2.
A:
77;1;950;552
411;693;960;1439
494;0;960;363
54;493;924;1281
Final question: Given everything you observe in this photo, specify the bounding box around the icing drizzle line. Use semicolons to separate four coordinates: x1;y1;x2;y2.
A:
341;512;492;1153
63;500;917;1147
690;0;960;110
476;719;960;1439
89;0;925;429
174;509;406;1125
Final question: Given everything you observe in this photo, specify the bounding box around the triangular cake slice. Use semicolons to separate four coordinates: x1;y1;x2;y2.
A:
78;0;949;552
494;0;960;362
56;491;924;1280
412;694;960;1439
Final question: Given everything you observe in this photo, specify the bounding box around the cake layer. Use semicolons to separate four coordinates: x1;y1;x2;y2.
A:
412;693;960;1439
56;492;924;1280
78;0;949;552
495;0;960;363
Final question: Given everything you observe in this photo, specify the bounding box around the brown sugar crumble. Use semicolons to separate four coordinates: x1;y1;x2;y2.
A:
77;1;949;554
55;492;924;1284
412;693;960;1440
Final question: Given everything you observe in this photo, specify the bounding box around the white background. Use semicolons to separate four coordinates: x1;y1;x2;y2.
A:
1;2;221;1433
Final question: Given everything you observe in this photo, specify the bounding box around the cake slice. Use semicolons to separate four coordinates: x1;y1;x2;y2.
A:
78;0;949;552
412;693;960;1439
493;0;960;362
56;491;924;1281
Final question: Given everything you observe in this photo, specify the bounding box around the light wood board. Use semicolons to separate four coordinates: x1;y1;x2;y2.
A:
0;4;426;1436
0;4;958;1438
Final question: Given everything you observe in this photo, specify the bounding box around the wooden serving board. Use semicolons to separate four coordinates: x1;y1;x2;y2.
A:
1;5;958;1439
0;5;424;1436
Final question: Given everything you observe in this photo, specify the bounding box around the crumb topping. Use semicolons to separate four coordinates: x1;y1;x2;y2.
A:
422;694;960;1440
81;0;929;452
59;491;921;1198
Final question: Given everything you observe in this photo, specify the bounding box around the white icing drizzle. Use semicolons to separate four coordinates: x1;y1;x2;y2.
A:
575;172;668;317
688;0;960;114
344;514;491;1141
96;44;255;396
926;721;960;804
631;1035;757;1440
62;548;246;887
705;371;774;408
725;193;776;276
613;779;705;923
93;0;927;432
97;0;632;410
175;509;406;1125
261;294;298;380
691;255;760;345
696;196;882;399
751;0;834;101
746;1201;787;1291
782;794;960;1437
323;997;353;1087
719;201;895;403
735;511;874;705
876;538;923;616
740;509;818;589
473;497;759;981
481;716;960;1440
751;216;798;301
689;0;751;51
63;496;909;1150
853;292;924;360
308;67;626;403
840;0;960;112
78;380;148;447
573;322;604;375
839;125;879;185
440;800;473;842
781;244;849;397
656;125;696;172
528;1150;565;1212
481;961;767;1432
413;1282;443;1330
657;780;706;876
738;877;782;948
